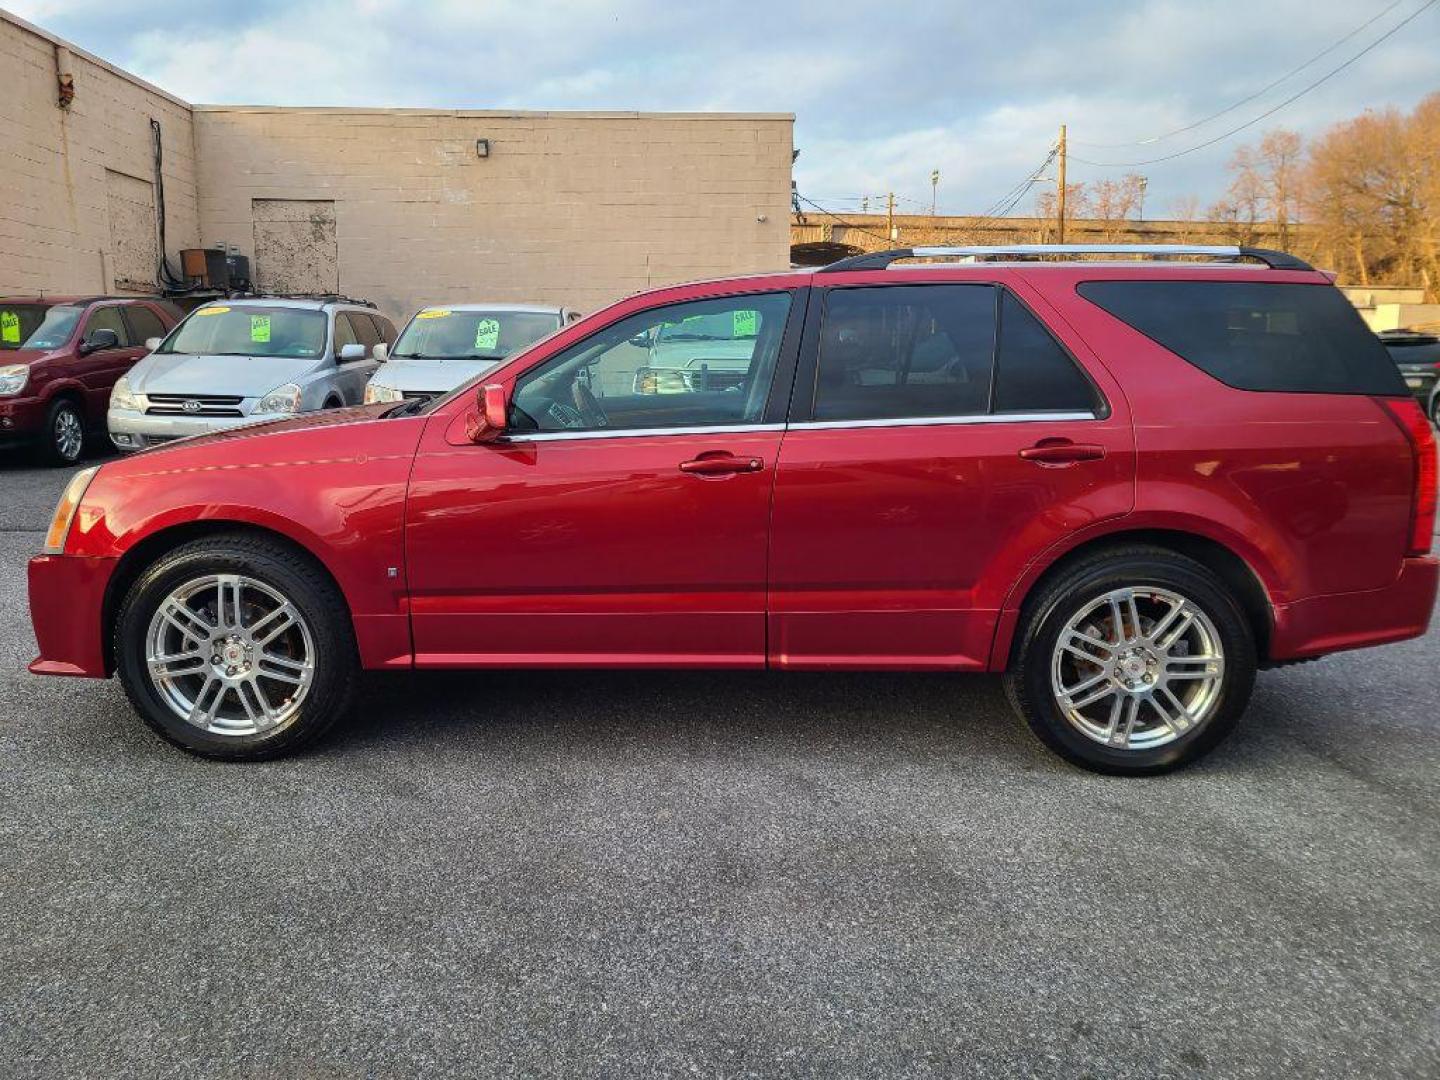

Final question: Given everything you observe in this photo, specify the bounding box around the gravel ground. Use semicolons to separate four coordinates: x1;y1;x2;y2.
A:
2;450;1438;1079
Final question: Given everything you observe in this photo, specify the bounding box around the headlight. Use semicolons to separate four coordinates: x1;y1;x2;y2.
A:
44;466;99;554
255;382;303;414
0;364;29;397
364;382;403;405
110;375;141;411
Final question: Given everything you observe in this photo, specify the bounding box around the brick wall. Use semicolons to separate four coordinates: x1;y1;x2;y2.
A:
193;107;793;321
0;11;199;296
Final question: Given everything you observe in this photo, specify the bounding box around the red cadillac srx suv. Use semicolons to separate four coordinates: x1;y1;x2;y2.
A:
27;246;1438;773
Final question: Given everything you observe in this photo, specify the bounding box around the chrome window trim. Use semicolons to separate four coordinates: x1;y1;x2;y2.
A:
787;411;1096;431
499;413;1096;442
502;422;785;443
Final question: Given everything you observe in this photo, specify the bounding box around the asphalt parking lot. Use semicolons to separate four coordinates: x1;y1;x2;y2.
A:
2;449;1438;1080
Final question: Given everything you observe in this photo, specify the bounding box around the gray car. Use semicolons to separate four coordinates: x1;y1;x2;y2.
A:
107;297;396;452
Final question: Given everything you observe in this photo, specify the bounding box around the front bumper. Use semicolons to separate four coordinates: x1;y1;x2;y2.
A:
0;394;48;445
28;553;117;678
107;407;268;451
1270;556;1439;660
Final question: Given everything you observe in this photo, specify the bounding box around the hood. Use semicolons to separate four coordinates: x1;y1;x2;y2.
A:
128;352;322;396
133;403;391;457
373;358;499;393
649;340;754;369
0;348;55;366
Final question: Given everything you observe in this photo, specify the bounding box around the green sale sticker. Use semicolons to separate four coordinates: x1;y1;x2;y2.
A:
474;318;500;350
0;311;18;343
250;315;271;343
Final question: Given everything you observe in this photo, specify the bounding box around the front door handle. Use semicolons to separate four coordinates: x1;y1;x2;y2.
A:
678;453;764;476
1019;439;1106;465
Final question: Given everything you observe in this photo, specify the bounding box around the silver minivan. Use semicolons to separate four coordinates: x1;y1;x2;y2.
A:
108;297;396;451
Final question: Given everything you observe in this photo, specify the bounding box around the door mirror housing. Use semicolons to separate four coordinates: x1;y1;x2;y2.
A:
81;328;120;354
373;342;388;364
144;336;162;352
338;342;366;362
467;383;509;443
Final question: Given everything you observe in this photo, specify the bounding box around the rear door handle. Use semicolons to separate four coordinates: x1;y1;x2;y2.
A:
1019;440;1106;465
678;453;764;476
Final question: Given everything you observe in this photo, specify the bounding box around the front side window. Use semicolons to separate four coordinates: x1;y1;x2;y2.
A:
84;306;131;348
394;309;563;363
0;304;82;350
161;306;327;359
813;285;996;421
512;292;791;433
123;304;167;344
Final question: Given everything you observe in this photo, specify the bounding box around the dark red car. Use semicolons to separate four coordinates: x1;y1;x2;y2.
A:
27;246;1438;773
0;296;181;465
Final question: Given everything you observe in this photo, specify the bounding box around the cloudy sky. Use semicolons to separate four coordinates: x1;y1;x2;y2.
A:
10;0;1438;219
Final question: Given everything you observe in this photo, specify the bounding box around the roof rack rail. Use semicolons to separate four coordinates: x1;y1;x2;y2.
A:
225;291;379;309
818;244;1314;273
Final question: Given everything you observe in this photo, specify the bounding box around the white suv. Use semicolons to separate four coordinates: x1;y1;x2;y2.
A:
108;297;396;452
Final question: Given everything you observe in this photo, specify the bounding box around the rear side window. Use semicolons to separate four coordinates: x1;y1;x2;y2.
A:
1078;281;1406;396
814;285;995;421
994;292;1098;413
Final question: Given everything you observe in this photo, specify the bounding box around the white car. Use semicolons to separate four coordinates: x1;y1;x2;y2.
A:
364;304;578;404
108;297;396;452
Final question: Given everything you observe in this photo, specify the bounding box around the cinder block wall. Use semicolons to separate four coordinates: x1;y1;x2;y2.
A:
193;107;794;322
0;11;200;296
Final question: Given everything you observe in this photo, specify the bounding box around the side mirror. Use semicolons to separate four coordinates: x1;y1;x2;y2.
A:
467;383;509;443
144;336;162;351
373;342;388;363
81;328;120;354
338;342;366;362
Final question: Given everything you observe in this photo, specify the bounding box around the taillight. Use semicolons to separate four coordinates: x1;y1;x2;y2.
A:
1379;398;1437;556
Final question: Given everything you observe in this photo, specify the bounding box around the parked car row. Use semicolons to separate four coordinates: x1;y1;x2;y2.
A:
0;294;585;465
26;244;1439;775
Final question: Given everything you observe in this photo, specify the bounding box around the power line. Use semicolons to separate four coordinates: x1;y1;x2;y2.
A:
793;193;895;243
1070;0;1437;169
1071;0;1408;149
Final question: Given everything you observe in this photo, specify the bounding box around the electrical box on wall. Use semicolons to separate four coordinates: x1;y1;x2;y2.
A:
180;248;228;288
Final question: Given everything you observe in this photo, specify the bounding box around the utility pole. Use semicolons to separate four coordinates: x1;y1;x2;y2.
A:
1056;124;1067;244
887;191;897;242
930;169;940;215
1138;175;1148;223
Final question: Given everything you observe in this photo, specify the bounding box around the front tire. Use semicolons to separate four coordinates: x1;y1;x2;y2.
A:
39;397;85;466
1004;545;1257;775
115;533;358;760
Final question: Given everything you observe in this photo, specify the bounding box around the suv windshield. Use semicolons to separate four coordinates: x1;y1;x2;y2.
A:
1;304;82;350
161;305;327;359
393;309;561;361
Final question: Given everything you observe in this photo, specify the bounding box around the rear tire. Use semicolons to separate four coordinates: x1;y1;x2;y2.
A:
1004;545;1257;775
115;533;358;760
39;397;85;466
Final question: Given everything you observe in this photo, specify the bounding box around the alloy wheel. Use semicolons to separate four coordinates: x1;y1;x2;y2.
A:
53;406;83;462
1049;586;1225;751
143;573;315;736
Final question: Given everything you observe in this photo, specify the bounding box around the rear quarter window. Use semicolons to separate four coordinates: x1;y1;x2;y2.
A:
1077;280;1407;396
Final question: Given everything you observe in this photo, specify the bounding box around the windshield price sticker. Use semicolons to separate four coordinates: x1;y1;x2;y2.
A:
196;306;229;316
417;310;452;320
0;311;18;343
250;315;271;343
474;318;500;350
733;310;758;336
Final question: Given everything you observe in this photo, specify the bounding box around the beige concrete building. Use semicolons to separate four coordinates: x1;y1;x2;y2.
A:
1;10;793;321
